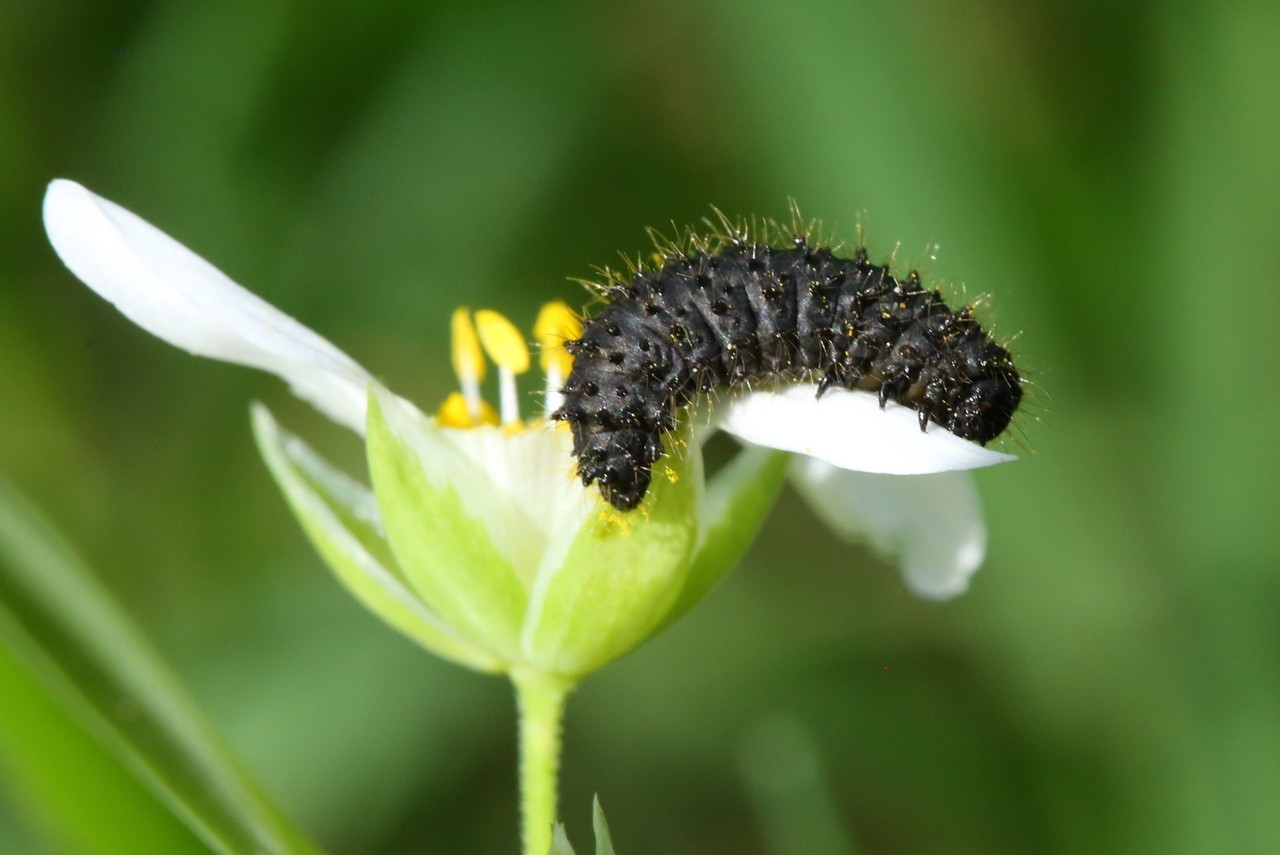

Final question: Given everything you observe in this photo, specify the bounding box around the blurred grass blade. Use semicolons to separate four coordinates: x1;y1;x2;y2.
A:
739;715;857;855
0;645;208;854
0;479;318;854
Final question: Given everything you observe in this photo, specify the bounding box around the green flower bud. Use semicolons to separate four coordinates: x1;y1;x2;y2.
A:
255;384;787;679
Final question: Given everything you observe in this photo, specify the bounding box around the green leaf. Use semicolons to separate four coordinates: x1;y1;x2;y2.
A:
660;446;790;630
251;404;503;673
543;797;616;855
592;796;616;855
520;428;703;677
0;479;317;854
365;387;527;663
548;823;577;855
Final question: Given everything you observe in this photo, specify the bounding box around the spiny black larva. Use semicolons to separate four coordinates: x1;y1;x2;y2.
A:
551;228;1023;511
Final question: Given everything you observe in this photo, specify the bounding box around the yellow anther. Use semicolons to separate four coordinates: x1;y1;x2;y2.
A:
436;391;498;429
475;310;530;373
451;307;486;384
534;301;582;376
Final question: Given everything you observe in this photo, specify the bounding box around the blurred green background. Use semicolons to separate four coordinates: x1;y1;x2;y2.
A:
3;0;1279;852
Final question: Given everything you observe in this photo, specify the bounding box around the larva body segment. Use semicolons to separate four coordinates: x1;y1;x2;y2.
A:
552;239;1022;510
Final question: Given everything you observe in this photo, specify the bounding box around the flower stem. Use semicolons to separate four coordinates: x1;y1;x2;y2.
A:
512;667;575;855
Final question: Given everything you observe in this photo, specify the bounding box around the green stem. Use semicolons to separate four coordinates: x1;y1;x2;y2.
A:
512;668;575;855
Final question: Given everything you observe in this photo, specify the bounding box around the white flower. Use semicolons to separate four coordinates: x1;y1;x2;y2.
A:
720;386;1011;598
720;384;1012;476
42;179;372;433
43;177;1013;641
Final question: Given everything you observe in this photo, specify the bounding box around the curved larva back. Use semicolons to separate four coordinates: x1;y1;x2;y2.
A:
553;239;1022;510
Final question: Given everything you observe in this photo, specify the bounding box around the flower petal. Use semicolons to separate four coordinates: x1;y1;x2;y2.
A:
718;385;1015;474
251;404;503;672
43;179;372;432
790;457;987;599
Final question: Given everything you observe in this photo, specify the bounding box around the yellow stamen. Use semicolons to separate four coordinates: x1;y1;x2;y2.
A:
475;310;528;426
534;301;582;377
451;307;486;383
451;307;486;420
535;301;582;418
436;391;499;429
475;310;530;374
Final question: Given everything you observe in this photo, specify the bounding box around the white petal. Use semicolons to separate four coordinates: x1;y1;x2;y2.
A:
43;179;372;432
790;456;986;599
719;384;1014;474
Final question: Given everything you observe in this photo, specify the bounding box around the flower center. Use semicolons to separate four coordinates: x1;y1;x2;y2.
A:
438;302;581;432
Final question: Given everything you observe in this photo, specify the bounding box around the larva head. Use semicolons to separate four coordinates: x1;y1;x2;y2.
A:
948;364;1023;443
572;427;664;511
593;460;649;510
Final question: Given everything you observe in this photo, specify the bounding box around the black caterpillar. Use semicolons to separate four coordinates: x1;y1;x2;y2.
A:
552;232;1022;510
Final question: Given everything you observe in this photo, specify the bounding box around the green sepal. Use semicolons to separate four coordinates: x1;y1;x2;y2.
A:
661;446;791;631
365;386;527;664
251;404;502;673
521;428;702;677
